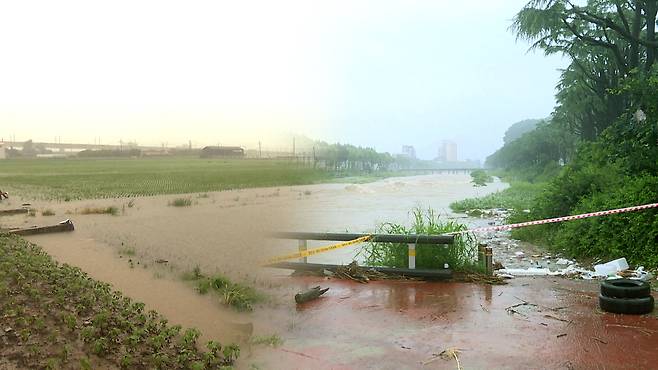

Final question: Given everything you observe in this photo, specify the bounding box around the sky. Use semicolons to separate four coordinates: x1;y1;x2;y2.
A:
0;0;566;160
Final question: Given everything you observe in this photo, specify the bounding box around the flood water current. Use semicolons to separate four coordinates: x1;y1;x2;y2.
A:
282;173;509;265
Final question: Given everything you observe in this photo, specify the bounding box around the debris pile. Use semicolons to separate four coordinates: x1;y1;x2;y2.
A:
334;262;408;283
464;209;657;282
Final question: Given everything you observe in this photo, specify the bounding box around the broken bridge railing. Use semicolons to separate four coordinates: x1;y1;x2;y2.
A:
269;232;456;279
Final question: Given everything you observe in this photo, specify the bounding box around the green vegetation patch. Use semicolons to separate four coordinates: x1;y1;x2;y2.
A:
0;234;239;369
450;181;544;213
469;169;493;187
358;208;481;272
169;197;193;207
79;206;119;216
184;267;264;312
250;334;283;347
41;209;56;216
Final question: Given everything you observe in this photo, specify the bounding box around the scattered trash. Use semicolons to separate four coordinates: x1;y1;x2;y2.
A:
514;251;525;258
498;268;559;276
423;347;462;368
592;337;608;344
440;348;462;370
155;259;168;264
617;267;654;281
594;258;629;277
555;258;572;266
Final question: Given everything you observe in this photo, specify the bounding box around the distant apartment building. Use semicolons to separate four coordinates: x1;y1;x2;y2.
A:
437;140;458;162
401;145;416;159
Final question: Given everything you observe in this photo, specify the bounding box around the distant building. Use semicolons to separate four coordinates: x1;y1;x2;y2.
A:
401;145;416;159
200;146;245;158
437;140;458;162
0;143;6;160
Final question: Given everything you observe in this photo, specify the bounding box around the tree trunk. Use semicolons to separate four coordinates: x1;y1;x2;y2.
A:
645;0;658;69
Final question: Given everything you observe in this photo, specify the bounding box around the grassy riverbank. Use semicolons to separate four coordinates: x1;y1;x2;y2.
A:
450;181;544;213
0;234;238;369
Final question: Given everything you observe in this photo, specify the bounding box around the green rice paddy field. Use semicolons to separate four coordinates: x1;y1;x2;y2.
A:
0;157;334;201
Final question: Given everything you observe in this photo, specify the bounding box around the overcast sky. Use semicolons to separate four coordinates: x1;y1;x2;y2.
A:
0;0;566;160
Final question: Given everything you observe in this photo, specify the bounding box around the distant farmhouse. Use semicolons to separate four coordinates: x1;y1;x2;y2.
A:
200;146;245;158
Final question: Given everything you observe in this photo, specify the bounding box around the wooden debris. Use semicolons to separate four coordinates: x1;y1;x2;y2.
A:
8;219;75;236
295;286;329;304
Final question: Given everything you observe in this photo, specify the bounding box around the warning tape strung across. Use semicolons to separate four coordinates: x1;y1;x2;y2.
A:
265;235;372;264
452;202;658;235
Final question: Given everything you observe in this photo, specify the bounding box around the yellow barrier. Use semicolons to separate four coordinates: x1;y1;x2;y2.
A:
265;235;372;264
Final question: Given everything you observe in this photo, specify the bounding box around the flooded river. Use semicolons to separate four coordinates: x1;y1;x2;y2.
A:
281;173;508;265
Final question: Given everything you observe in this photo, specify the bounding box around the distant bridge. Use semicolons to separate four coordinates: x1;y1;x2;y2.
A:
2;141;166;152
397;168;478;174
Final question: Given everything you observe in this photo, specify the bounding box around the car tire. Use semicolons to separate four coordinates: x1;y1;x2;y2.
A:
599;294;654;315
600;279;651;299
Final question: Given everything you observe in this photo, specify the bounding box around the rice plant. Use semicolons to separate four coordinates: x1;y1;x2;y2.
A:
358;207;481;272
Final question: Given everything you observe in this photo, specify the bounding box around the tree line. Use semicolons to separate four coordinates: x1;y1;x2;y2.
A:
487;0;658;266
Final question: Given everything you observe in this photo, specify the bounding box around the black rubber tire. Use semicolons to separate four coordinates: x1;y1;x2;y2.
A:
600;279;651;299
599;294;655;315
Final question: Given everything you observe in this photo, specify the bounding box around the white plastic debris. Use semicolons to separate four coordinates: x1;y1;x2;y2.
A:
498;267;560;276
555;258;572;265
514;251;525;258
594;258;629;276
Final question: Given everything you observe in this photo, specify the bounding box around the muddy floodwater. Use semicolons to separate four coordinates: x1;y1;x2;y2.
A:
282;174;508;265
3;174;656;369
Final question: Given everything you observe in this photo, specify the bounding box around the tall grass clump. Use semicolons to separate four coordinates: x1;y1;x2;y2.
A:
358;208;481;272
183;267;263;312
79;206;119;216
169;198;192;207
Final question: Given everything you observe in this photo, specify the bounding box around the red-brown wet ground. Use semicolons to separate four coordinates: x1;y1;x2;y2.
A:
249;276;658;370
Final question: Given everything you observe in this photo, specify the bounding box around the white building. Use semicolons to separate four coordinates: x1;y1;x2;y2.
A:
438;140;458;162
0;143;6;159
401;145;416;159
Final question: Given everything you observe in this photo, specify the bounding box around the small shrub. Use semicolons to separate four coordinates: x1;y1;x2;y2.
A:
42;209;56;216
119;246;136;256
470;169;493;187
169;198;192;207
79;206;119;216
250;334;283;347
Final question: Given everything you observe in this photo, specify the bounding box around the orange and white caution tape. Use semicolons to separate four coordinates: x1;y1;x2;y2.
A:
452;202;658;234
264;235;372;264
